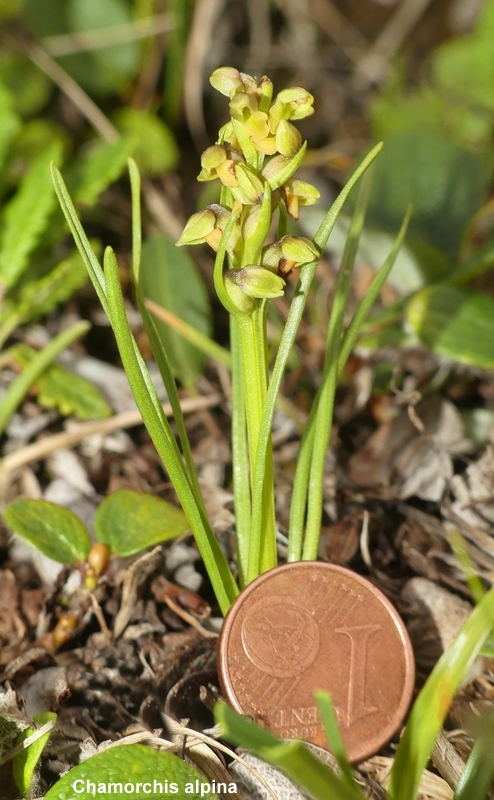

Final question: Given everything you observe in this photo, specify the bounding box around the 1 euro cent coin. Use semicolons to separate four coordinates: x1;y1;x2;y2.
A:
218;562;415;763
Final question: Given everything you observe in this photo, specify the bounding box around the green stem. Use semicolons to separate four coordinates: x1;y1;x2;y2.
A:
237;307;277;583
230;316;251;588
0;320;90;438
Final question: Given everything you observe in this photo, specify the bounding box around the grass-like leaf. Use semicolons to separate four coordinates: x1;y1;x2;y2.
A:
248;143;383;566
103;246;238;613
215;702;365;800
388;585;494;800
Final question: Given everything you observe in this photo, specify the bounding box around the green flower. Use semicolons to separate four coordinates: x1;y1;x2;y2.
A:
227;266;285;299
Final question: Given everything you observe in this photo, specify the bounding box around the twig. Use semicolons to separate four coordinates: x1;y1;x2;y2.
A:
26;43;118;142
355;0;435;86
42;14;173;56
162;595;218;639
0;393;221;480
0;720;55;766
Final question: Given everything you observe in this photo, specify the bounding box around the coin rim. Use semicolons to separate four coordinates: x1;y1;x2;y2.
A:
218;561;416;763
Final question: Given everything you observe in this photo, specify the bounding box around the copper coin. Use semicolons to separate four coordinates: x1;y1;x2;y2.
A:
218;562;415;763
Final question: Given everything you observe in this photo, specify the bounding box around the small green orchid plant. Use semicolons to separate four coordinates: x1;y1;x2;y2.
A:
45;66;408;615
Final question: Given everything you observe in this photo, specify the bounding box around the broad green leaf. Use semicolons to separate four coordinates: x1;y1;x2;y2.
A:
406;284;494;368
4;499;92;563
0;140;63;288
71;137;136;207
11;343;112;420
388;585;494;800
44;743;220;800
13;712;56;798
94;489;189;557
140;235;212;383
215;703;365;800
0;81;20;176
113;108;179;176
356;132;489;257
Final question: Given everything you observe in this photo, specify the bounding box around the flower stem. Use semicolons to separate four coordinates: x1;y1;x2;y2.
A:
237;306;277;583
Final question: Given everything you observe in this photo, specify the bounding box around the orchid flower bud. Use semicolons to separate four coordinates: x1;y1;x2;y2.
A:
210;67;244;97
176;209;216;246
225;275;256;313
227;266;285;299
276;120;303;157
231;163;264;205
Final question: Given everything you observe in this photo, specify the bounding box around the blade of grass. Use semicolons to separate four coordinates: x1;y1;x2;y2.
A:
145;299;231;366
315;691;363;799
337;205;412;371
128;159;205;506
453;714;494;800
302;169;373;559
388;585;494;800
249;142;384;568
0;321;90;438
51;163;107;311
215;702;366;800
103;246;238;614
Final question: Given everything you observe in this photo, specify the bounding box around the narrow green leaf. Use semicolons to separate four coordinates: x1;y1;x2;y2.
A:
406;284;494;369
11;343;111;420
13;712;56;798
50;163;108;312
315;692;360;797
4;499;92;564
0;320;90;437
0;141;63;288
95;490;188;557
44;744;219;799
140;235;212;383
338;205;412;369
453;713;494;800
215;702;365;800
388;585;494;800
146;300;231;367
103;246;238;613
249;143;383;565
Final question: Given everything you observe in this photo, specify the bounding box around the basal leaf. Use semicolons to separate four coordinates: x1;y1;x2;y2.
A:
44;743;220;800
11;343;112;420
406;284;494;368
0;140;63;288
4;499;92;563
140;235;212;383
388;585;494;800
13;712;56;798
95;490;189;557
